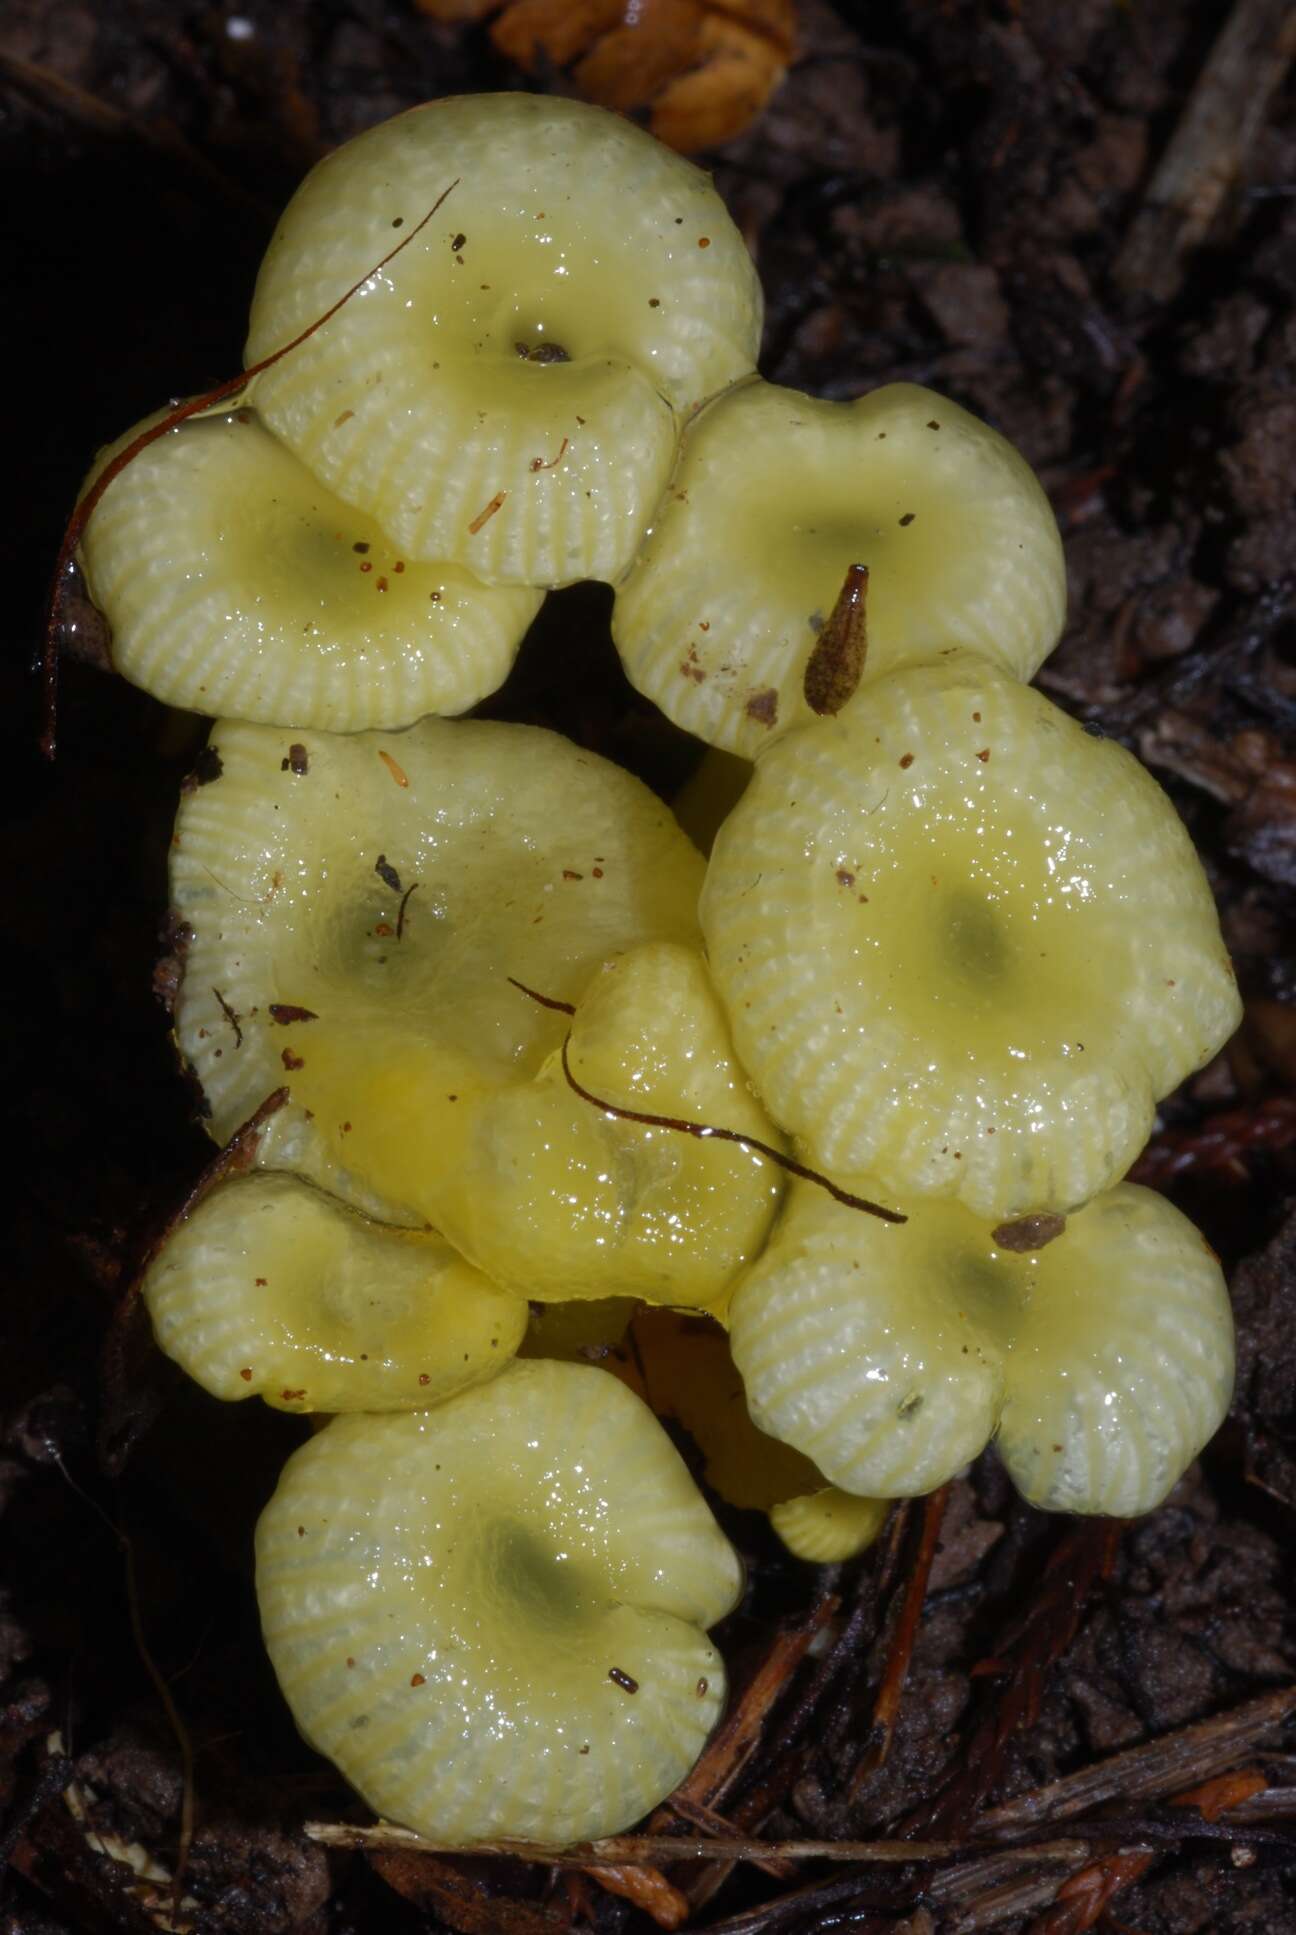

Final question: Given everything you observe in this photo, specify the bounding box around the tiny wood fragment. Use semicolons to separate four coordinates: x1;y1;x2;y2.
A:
1112;0;1296;303
992;1213;1066;1253
909;1520;1122;1837
803;563;869;717
308;1820;972;1863
851;1485;949;1794
979;1683;1296;1833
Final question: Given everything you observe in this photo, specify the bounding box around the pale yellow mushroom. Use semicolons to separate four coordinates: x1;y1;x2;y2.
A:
701;652;1242;1218
245;94;762;587
433;942;783;1307
769;1490;890;1564
140;1171;526;1413
256;1359;742;1843
78;409;540;730
536;1301;883;1562
170;715;704;1228
613;381;1066;757
730;1178;1234;1517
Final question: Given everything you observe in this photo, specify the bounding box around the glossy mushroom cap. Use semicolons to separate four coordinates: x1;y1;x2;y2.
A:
246;93;762;587
78;409;540;730
701;651;1242;1218
141;1171;526;1413
730;1179;1235;1516
257;1359;742;1843
169;715;704;1225
434;943;784;1308
769;1490;890;1564
613;381;1066;757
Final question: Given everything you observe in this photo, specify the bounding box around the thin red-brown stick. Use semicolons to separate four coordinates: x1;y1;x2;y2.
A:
560;1036;905;1223
507;974;576;1015
41;178;459;758
850;1485;950;1795
506;972;905;1219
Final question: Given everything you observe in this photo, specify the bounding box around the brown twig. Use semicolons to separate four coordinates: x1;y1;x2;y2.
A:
366;1845;568;1933
505;975;906;1220
652;1593;840;1825
661;1586;845;1912
803;563;870;717
559;1036;906;1223
306;1820;991;1864
852;1486;950;1794
978;1684;1296;1834
1019;1771;1275;1935
909;1521;1123;1838
476;1592;841;1925
1112;0;1296;304
665;1794;795;1878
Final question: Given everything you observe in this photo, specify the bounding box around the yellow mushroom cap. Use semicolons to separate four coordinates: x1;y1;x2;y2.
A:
701;652;1242;1218
170;715;704;1225
434;943;783;1308
612;381;1066;757
245;93;762;588
256;1359;741;1844
768;1490;890;1565
140;1170;526;1413
730;1179;1234;1517
78;409;540;730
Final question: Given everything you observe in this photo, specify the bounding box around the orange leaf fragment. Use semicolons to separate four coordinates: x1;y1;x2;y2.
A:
414;0;797;153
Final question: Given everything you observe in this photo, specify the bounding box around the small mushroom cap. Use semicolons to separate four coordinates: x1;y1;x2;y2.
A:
730;1178;1234;1516
246;93;762;587
256;1359;741;1844
140;1170;527;1413
78;409;541;730
701;652;1242;1217
434;943;783;1307
769;1490;890;1565
612;381;1066;757
170;716;704;1224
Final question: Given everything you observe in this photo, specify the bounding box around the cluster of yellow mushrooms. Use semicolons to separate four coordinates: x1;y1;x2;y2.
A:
78;95;1241;1847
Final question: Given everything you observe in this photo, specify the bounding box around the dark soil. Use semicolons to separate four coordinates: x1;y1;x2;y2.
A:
4;2;1296;1931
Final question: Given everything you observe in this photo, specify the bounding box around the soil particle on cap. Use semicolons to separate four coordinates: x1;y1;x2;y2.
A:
181;744;223;792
